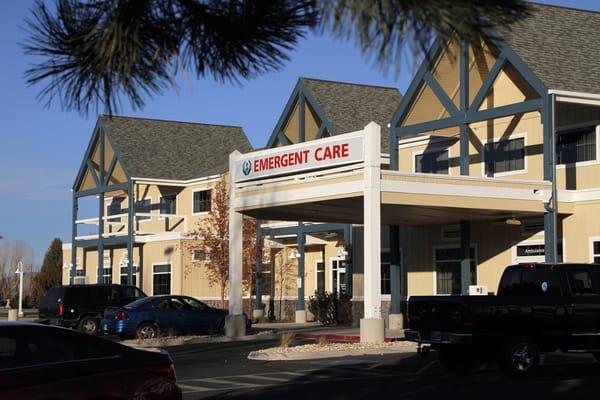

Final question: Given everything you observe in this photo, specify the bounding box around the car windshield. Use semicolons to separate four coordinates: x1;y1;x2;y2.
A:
180;297;209;310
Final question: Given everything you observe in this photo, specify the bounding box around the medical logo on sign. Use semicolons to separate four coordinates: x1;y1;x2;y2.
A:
242;160;252;176
234;134;364;183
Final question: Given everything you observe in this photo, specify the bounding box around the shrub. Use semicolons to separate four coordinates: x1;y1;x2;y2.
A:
308;291;352;326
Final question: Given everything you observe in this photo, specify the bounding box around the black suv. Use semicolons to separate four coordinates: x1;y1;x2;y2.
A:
39;284;147;334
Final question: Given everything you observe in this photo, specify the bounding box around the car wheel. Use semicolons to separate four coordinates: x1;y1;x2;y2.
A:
137;323;159;340
437;347;475;373
499;336;540;378
78;316;99;335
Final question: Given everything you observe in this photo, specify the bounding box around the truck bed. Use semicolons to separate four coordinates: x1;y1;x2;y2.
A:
408;294;569;347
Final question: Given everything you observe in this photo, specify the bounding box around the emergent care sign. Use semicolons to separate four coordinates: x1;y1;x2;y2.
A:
234;134;364;183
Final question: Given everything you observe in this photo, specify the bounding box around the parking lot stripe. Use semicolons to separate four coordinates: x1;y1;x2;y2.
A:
191;377;265;388
178;383;215;393
238;374;293;382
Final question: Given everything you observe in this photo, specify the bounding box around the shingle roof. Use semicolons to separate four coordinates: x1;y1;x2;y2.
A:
101;116;253;181
301;78;402;153
494;3;600;95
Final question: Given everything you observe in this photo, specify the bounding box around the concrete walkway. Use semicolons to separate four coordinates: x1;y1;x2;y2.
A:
253;322;405;343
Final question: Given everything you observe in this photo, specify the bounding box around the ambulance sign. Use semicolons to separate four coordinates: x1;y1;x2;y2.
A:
234;135;364;182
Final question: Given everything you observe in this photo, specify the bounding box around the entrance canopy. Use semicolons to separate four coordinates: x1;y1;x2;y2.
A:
231;124;552;226
227;122;553;336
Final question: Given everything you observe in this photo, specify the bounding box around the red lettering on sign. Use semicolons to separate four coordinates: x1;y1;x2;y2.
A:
250;142;351;174
341;143;349;157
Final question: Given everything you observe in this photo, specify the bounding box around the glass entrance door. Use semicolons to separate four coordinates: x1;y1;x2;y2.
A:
331;259;347;294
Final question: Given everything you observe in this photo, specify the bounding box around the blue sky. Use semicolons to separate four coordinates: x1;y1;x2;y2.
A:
0;0;596;266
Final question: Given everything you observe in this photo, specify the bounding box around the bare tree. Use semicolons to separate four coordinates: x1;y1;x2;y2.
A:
273;249;297;321
0;241;35;307
184;176;259;309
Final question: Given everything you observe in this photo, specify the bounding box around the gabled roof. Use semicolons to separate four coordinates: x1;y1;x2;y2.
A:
494;3;600;95
301;78;402;152
101;116;252;181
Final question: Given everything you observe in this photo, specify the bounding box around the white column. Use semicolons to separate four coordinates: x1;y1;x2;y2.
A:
361;122;384;343
226;150;246;336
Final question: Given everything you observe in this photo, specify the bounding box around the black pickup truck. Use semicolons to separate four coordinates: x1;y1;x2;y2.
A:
405;263;600;376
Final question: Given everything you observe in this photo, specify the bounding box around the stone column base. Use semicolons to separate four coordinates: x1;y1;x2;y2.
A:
225;314;246;337
388;313;404;330
8;309;18;321
252;309;264;320
295;310;307;323
360;318;385;343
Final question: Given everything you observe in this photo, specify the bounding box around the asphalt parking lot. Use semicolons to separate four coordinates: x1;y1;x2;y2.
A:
167;339;600;400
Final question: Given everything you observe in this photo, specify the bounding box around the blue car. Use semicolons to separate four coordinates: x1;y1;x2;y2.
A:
100;295;250;339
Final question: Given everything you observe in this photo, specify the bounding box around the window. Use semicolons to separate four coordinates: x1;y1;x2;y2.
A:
557;127;596;165
135;198;151;220
153;264;171;295
331;259;347;294
316;261;325;293
567;268;600;296
593;241;600;263
193;190;212;214
107;197;124;222
380;248;402;295
98;268;111;284
498;267;561;296
159;195;177;215
192;250;211;262
484;137;525;175
119;266;139;286
381;251;391;295
435;247;476;295
415;149;449;174
72;268;86;284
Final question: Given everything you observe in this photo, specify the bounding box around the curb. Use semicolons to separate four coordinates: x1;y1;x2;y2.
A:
294;333;405;343
120;331;281;348
248;344;418;361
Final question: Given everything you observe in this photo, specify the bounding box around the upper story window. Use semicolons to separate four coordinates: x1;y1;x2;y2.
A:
135;198;151;221
592;241;600;263
556;127;596;165
107;197;124;222
193;190;212;214
414;149;449;174
484;137;525;176
159;195;177;215
192;250;211;262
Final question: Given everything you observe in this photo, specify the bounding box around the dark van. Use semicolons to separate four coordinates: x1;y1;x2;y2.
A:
39;284;147;334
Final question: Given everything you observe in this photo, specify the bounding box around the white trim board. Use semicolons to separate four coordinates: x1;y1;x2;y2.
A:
380;179;550;203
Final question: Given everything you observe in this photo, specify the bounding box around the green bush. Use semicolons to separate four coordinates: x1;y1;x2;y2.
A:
308;291;352;326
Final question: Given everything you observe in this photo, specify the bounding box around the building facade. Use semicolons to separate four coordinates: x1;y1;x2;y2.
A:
64;4;600;334
225;3;600;340
62;116;253;304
